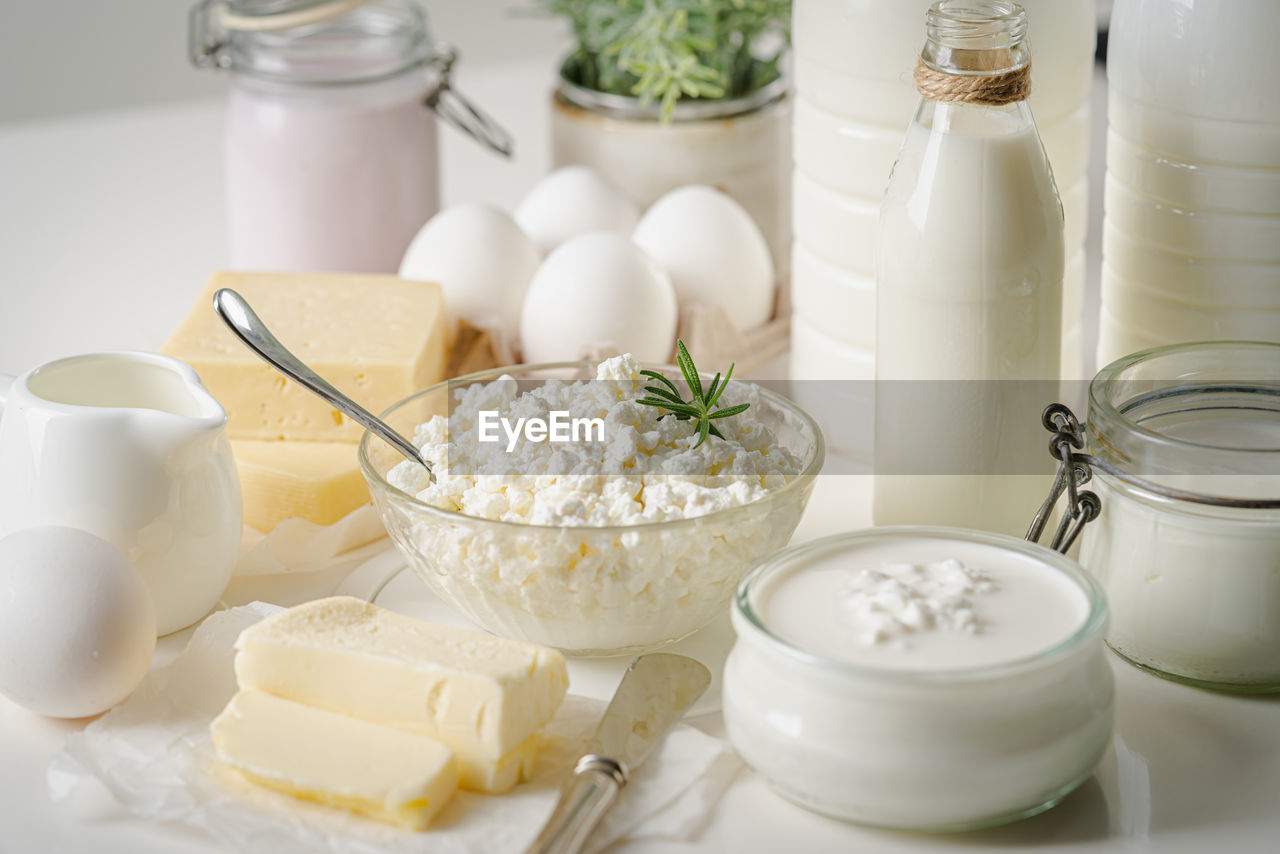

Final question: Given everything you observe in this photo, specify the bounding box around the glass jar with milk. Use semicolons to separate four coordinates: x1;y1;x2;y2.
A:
873;0;1065;537
189;0;510;273
1078;342;1280;692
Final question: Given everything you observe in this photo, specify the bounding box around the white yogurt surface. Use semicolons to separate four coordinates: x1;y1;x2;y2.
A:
757;537;1090;671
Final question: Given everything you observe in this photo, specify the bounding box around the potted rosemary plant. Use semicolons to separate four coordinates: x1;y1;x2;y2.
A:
532;0;793;308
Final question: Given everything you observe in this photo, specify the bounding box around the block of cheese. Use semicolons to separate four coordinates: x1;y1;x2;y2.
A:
234;597;569;771
163;272;445;441
233;439;369;531
211;690;458;830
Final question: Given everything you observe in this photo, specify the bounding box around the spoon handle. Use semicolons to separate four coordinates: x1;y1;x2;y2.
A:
212;288;434;478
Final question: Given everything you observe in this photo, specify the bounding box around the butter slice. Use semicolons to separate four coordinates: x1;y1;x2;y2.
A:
211;690;458;830
460;733;539;794
234;597;569;765
163;272;445;441
232;439;368;531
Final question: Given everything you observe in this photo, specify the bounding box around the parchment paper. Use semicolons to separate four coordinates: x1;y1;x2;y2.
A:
235;505;387;577
48;603;740;854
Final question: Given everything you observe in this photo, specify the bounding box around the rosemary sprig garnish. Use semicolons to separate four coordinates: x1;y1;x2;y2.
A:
637;340;750;448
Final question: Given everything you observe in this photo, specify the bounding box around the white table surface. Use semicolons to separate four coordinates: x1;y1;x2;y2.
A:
2;58;1279;854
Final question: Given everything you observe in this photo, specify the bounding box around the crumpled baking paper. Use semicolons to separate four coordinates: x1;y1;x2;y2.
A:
235;505;387;577
48;603;740;854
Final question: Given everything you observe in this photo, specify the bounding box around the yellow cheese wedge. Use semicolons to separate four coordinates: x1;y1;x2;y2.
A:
163;271;445;441
234;597;568;766
211;690;458;830
232;439;368;531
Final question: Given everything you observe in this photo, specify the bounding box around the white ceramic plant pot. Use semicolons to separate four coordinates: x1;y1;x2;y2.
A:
551;71;793;302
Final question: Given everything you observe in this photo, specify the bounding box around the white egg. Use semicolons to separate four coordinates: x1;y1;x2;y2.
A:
520;232;677;363
0;527;155;718
632;185;775;332
399;204;541;341
514;166;640;255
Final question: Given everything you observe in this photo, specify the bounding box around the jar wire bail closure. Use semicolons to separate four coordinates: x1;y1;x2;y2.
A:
424;45;514;158
1025;404;1100;554
1025;401;1280;554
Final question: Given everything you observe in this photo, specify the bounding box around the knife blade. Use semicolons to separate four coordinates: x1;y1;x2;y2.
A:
524;654;711;854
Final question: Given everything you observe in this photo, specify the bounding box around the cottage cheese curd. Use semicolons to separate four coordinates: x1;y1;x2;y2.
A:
383;355;811;653
834;558;998;647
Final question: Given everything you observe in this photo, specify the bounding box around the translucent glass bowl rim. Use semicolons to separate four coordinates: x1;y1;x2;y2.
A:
734;526;1109;684
358;359;826;534
1089;339;1280;458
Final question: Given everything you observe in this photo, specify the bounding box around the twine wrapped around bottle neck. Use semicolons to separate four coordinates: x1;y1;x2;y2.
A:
914;59;1031;106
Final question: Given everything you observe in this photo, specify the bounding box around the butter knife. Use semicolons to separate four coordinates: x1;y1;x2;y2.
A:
525;654;711;854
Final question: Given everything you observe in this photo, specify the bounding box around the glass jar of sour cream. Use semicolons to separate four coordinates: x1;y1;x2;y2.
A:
723;527;1113;831
189;0;510;273
1078;341;1280;692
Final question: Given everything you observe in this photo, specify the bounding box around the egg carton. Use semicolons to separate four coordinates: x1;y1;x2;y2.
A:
447;296;790;379
446;320;514;378
674;301;790;374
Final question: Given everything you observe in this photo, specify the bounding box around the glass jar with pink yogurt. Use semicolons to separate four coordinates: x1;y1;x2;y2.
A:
190;0;511;273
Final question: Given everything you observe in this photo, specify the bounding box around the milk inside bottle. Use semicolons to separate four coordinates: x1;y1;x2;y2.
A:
874;0;1065;536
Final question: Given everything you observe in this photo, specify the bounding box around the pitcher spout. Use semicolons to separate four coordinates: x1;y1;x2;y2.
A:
133;357;229;462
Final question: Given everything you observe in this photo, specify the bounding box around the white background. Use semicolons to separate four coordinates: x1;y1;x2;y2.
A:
0;1;569;123
4;2;1279;853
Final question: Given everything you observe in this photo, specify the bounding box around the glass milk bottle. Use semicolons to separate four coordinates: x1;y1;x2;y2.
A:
874;0;1064;536
189;0;510;274
789;0;1094;460
1098;0;1280;364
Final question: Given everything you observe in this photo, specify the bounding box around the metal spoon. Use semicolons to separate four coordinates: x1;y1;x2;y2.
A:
212;288;434;481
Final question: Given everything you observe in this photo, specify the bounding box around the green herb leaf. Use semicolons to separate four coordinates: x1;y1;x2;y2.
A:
635;339;750;447
696;415;712;449
708;402;750;419
676;340;703;399
704;372;722;404
706;362;734;408
640;369;683;398
636;397;701;417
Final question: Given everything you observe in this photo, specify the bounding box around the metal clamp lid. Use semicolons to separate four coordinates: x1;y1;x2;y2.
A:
424;45;514;158
1025;404;1101;555
189;0;228;69
189;0;378;70
1025;401;1280;555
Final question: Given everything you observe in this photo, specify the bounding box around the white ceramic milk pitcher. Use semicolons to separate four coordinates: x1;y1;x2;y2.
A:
0;352;242;635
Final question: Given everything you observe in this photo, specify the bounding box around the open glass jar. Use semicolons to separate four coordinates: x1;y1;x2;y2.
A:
189;0;510;273
1077;341;1280;692
723;526;1113;831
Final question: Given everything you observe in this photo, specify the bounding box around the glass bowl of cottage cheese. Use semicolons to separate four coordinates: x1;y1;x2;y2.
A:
359;355;824;655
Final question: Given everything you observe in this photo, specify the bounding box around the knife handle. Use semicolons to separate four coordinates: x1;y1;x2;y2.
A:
524;755;628;854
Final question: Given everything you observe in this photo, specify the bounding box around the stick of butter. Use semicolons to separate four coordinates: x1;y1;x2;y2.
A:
163;271;445;442
234;597;569;792
462;732;540;794
211;690;459;830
